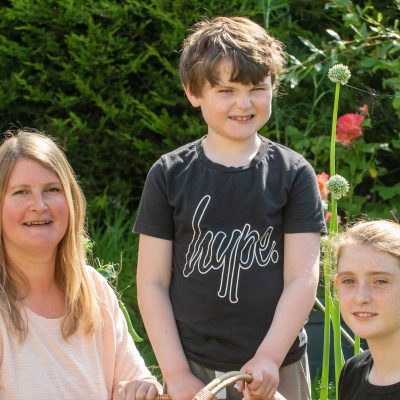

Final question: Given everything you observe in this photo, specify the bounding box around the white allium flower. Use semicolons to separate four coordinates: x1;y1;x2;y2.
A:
328;64;351;85
327;174;350;199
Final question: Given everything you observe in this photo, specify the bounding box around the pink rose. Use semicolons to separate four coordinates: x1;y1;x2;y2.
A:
336;113;364;146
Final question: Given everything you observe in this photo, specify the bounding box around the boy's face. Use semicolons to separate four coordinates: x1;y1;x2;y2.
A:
184;59;273;143
336;242;400;345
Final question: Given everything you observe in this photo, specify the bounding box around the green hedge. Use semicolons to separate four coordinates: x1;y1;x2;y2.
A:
1;0;399;219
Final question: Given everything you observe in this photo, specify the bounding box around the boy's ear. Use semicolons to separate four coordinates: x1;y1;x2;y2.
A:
183;84;201;108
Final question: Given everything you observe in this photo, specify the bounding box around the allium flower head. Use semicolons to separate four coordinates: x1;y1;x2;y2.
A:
328;64;351;85
327;174;350;200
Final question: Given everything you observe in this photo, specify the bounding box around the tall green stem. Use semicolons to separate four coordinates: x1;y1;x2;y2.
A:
329;83;344;399
320;244;333;400
321;80;345;400
330;83;340;176
354;336;361;355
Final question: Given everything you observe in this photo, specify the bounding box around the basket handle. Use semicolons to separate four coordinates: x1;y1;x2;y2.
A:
155;371;252;400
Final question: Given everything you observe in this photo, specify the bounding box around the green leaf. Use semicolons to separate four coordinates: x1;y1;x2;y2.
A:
374;184;400;200
297;36;325;55
392;139;400;149
326;29;341;40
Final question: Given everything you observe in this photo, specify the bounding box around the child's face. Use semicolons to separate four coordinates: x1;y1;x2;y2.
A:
184;59;273;143
336;242;400;344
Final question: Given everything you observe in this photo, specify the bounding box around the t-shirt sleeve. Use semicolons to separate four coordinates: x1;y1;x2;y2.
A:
133;158;174;240
283;157;327;234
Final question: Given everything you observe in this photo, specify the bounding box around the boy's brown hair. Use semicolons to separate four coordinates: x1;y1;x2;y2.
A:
179;16;285;97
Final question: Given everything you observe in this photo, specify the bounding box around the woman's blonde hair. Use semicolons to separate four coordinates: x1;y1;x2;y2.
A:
337;219;400;262
0;129;100;340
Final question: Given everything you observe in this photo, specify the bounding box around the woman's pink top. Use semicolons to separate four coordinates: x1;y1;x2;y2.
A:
0;268;161;399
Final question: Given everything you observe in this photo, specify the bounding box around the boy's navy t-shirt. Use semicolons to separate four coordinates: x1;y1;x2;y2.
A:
134;136;326;371
338;350;400;399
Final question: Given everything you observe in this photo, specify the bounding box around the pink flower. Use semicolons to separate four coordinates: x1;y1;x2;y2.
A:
317;172;329;200
336;112;364;146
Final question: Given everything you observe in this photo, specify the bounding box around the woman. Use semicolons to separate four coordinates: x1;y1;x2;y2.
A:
0;129;161;399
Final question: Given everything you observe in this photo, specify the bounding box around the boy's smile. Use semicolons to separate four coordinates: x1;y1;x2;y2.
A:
184;59;273;145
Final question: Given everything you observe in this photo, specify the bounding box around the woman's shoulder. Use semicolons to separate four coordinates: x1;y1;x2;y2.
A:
85;265;106;286
85;266;117;305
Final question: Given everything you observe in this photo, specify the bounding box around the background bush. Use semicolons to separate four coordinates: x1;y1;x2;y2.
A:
1;0;398;216
1;0;399;383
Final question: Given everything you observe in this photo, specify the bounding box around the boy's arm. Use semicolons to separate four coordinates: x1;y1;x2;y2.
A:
136;234;204;400
239;232;320;399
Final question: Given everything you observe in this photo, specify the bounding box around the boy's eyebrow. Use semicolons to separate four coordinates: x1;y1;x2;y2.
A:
214;81;270;88
214;83;234;88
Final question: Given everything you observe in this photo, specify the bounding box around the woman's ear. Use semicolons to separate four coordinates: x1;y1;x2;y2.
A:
183;84;201;108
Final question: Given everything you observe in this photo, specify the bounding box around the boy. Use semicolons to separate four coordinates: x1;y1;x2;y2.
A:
134;16;326;400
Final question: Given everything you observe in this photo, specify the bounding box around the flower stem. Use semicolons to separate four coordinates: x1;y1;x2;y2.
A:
330;83;341;176
329;83;344;400
354;336;361;355
320;242;333;400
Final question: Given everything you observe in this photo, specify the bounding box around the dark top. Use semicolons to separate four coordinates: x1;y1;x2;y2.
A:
339;350;400;399
134;136;326;370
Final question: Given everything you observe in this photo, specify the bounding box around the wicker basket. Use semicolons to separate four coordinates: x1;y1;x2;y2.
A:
155;371;252;400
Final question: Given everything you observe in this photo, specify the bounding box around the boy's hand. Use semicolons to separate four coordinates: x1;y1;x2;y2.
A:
113;380;160;400
165;371;204;400
237;353;279;399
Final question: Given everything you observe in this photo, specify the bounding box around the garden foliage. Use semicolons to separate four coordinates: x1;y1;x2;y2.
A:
0;0;398;220
1;0;399;387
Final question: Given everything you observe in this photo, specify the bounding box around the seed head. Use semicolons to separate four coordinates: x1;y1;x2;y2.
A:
327;174;350;199
328;64;351;85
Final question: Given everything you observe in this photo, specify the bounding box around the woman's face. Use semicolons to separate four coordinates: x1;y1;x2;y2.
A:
336;242;400;344
1;157;69;260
